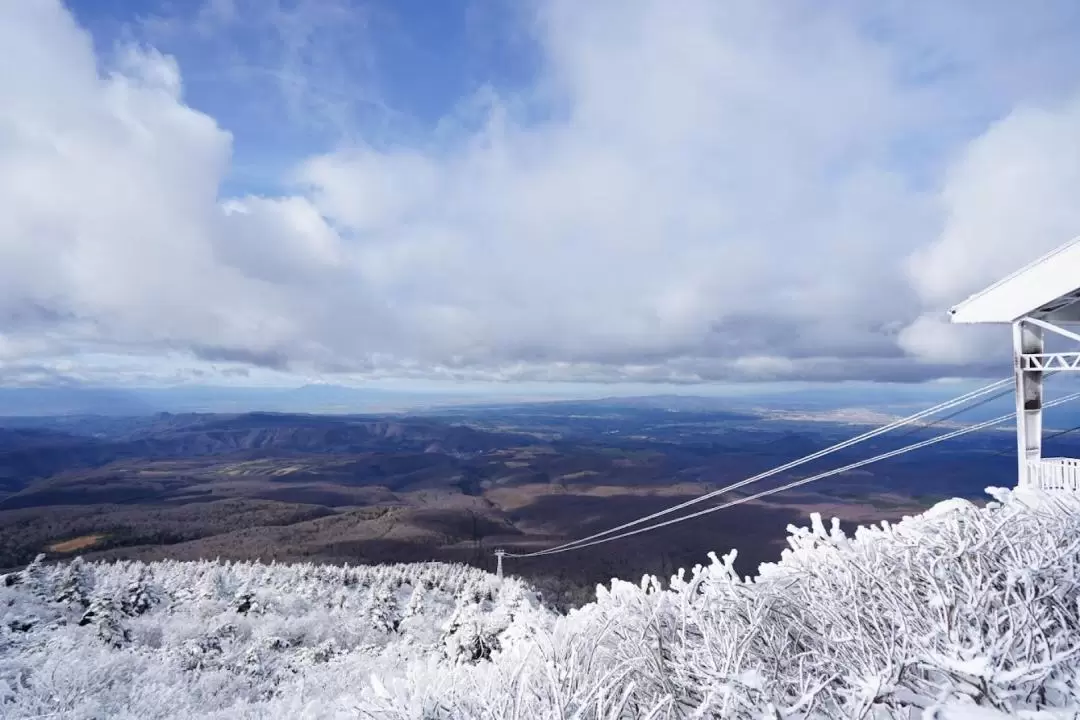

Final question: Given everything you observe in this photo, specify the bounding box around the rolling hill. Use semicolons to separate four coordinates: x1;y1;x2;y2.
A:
0;402;1043;606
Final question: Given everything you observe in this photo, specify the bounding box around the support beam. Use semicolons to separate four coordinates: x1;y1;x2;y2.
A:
1025;316;1080;345
1014;319;1044;487
495;549;505;579
1020;352;1080;371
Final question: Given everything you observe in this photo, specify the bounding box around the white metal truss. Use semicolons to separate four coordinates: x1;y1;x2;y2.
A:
1020;353;1080;371
1018;318;1080;371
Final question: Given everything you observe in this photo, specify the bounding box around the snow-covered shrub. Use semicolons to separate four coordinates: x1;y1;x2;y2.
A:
6;488;1080;718
366;488;1080;719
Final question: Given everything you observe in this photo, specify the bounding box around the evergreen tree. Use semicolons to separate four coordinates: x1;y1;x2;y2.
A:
54;558;90;609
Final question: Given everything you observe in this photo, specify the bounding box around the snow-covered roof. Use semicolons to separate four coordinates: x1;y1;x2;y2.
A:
949;235;1080;324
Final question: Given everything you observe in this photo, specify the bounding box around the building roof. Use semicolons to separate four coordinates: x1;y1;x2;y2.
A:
949;235;1080;324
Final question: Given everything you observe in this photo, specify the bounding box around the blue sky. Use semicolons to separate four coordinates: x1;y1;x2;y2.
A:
64;0;542;196
2;0;1080;393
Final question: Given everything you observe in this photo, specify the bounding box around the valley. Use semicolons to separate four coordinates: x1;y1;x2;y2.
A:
0;398;1050;607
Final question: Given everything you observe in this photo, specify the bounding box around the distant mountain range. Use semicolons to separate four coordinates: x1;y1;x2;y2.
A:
6;381;1068;420
0;385;487;416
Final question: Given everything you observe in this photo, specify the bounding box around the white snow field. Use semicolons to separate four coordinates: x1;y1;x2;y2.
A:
3;487;1080;719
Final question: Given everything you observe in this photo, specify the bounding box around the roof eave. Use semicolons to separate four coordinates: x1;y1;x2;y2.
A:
946;234;1080;326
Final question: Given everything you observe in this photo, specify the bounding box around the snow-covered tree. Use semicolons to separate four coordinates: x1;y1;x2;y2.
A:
4;488;1080;718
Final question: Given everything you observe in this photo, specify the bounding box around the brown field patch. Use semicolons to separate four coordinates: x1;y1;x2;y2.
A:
484;481;715;512
557;470;600;482
48;534;107;553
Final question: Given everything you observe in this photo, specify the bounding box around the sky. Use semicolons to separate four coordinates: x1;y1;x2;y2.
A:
2;0;1080;392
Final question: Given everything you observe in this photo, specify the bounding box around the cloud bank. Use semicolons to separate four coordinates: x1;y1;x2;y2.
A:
2;0;1080;385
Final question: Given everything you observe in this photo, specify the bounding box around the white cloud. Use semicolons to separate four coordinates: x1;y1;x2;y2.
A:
1;0;1080;386
901;98;1080;364
219;196;343;284
0;1;320;364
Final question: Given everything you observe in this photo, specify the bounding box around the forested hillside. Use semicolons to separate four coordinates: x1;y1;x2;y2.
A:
3;408;971;606
3;487;1078;718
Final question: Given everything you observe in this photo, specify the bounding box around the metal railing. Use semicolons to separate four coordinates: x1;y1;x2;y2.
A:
1028;457;1080;491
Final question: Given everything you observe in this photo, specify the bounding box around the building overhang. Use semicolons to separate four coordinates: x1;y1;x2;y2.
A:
949;235;1080;324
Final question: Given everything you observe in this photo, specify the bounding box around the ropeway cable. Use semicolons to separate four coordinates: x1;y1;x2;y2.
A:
511;390;1080;557
891;386;1014;440
895;368;1061;442
993;416;1080;457
504;377;1012;558
506;377;1012;558
525;390;1080;555
911;368;1065;444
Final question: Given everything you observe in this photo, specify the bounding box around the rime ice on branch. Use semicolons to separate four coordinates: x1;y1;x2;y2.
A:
5;490;1080;717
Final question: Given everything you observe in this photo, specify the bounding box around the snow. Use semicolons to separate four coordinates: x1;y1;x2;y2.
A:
924;497;976;517
5;488;1080;718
